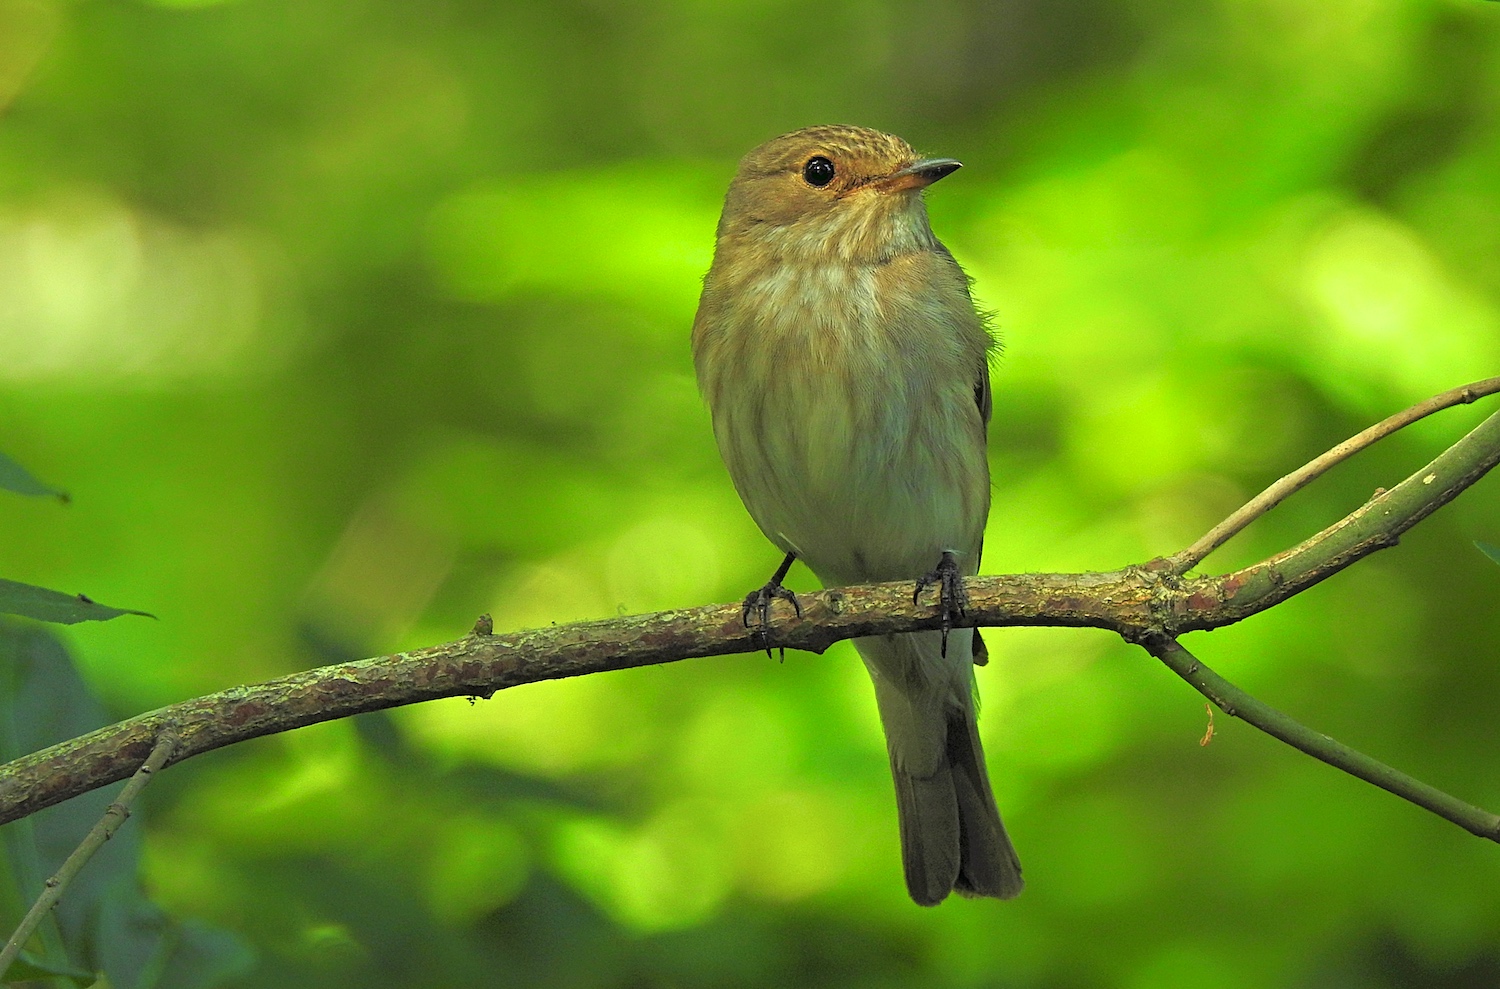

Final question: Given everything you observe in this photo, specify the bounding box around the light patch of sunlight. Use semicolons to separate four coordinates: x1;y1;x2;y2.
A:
733;788;849;901
1066;373;1231;498
982;629;1119;774
978;627;1111;711
829;640;887;757
981;468;1097;574
0;0;56;112
423;165;719;324
490;553;617;631
1131;473;1247;560
0;190;291;384
551;801;731;932
143;831;253;918
179;723;371;854
399;671;652;776
674;685;799;795
978;148;1204;252
605;511;721;613
1222;0;1410;93
244;721;363;816
959;149;1200;384
297;922;367;967
423;814;531;925
1299;207;1500;403
303;496;456;650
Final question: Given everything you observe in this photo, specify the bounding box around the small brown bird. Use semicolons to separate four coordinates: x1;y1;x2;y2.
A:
692;125;1023;905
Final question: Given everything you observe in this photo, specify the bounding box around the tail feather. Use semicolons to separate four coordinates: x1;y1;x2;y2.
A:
890;754;962;906
949;709;1023;899
860;631;1023;906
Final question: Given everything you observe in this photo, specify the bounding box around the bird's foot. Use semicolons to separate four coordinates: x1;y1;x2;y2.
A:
914;551;968;658
742;553;801;660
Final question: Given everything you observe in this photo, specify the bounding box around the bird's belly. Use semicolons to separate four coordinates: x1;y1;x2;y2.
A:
715;370;987;585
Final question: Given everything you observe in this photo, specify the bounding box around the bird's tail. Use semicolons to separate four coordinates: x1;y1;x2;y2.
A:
858;629;1023;906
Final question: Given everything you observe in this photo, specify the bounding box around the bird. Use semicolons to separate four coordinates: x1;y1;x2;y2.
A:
691;124;1023;906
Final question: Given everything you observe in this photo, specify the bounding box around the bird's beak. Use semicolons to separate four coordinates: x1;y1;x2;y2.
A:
877;157;963;193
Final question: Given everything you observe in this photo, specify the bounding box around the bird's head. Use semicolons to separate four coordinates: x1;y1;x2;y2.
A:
715;124;961;265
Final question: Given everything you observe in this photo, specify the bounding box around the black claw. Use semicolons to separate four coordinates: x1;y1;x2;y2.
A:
741;553;800;661
914;551;969;658
741;581;801;627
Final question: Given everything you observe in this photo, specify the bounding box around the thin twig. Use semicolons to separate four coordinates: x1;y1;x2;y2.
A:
0;732;178;979
1142;636;1500;840
1164;403;1500;631
1168;376;1500;573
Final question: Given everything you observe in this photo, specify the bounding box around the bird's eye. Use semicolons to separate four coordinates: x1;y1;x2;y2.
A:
802;156;836;187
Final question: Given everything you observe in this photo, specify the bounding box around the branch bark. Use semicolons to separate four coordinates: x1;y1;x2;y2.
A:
0;392;1497;844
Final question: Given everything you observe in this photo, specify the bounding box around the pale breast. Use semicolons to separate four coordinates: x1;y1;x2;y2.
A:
694;250;992;585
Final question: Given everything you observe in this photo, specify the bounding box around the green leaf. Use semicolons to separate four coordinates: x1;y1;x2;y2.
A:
1;950;96;986
0;580;154;625
0;451;68;503
1478;541;1500;566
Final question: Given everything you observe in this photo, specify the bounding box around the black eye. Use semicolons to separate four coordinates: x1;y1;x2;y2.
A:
802;155;836;187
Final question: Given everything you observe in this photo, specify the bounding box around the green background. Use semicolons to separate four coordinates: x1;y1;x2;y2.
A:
3;0;1500;985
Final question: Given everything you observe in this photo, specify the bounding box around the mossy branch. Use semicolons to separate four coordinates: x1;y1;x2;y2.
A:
0;383;1497;849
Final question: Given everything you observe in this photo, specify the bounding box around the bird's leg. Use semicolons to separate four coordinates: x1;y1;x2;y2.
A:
742;552;801;660
914;551;968;658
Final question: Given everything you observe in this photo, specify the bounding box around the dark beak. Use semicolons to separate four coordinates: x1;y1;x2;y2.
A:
878;157;963;192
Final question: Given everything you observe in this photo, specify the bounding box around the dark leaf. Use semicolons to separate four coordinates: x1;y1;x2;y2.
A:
3;953;95;985
1478;541;1500;566
0;451;68;503
1;950;96;985
0;623;115;975
0;580;153;625
0;625;254;989
110;909;256;989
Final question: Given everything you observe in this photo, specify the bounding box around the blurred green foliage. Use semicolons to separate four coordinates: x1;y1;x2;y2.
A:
1;0;1499;986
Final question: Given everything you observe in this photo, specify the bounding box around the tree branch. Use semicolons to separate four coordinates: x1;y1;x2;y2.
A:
1169;376;1500;573
1154;400;1500;631
0;393;1496;846
1139;636;1500;839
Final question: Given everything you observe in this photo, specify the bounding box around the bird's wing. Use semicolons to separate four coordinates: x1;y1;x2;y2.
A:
975;360;992;428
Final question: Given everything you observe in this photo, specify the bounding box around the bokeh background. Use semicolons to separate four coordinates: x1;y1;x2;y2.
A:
2;0;1500;985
